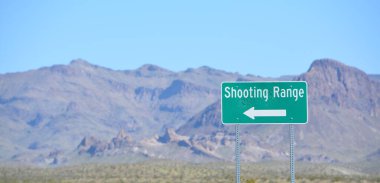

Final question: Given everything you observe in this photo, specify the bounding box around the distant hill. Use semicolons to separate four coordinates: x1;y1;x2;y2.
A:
0;59;263;164
0;59;379;165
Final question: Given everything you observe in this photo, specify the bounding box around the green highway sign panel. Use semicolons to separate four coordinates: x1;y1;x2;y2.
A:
221;81;308;124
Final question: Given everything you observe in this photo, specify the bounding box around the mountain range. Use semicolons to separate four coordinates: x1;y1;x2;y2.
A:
0;59;379;165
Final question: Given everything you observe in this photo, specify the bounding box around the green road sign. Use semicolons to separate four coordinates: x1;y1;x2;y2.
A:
221;81;308;124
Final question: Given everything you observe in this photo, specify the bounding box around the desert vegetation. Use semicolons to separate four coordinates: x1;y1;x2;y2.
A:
0;161;379;183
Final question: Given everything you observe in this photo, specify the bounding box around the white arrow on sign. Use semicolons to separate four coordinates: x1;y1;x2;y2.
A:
243;106;286;119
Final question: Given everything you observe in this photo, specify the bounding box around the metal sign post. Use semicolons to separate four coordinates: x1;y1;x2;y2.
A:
235;124;240;183
289;124;295;183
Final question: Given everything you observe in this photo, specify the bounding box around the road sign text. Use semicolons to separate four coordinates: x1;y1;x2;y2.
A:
224;85;305;102
221;81;308;124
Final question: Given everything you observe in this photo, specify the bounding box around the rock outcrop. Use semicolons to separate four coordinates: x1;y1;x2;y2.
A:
77;129;134;156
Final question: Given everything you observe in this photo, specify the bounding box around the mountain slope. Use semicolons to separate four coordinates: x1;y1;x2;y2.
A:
0;59;263;164
0;58;379;165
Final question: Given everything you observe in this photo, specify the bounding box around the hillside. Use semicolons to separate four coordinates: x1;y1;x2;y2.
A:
0;59;262;164
0;59;379;165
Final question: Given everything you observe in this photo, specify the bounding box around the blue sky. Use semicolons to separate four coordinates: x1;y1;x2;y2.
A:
0;1;379;77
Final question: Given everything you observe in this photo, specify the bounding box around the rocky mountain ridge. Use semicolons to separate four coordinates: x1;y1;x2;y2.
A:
0;58;379;165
